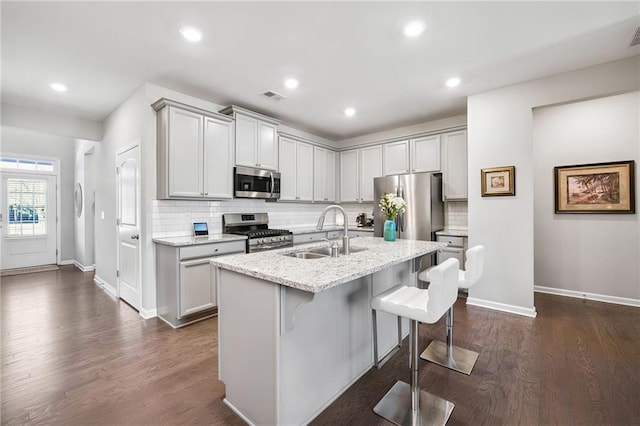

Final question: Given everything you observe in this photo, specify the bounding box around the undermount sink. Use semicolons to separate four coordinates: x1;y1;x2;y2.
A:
287;252;329;259
283;246;368;259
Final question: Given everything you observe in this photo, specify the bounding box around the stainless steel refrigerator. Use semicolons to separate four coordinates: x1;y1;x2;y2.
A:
374;173;444;242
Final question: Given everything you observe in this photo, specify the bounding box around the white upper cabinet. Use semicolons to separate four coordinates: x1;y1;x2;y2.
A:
339;146;383;203
220;105;281;171
339;150;359;202
383;140;410;175
360;145;383;202
153;99;234;200
313;146;336;202
278;136;313;201
411;135;440;173
441;130;468;200
257;121;278;170
296;142;314;201
203;115;234;198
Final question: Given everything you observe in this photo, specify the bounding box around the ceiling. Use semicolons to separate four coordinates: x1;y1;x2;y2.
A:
2;2;639;141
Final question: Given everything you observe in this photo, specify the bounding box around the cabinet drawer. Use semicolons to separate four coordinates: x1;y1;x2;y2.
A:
293;232;326;244
436;235;464;247
179;240;245;260
437;247;464;266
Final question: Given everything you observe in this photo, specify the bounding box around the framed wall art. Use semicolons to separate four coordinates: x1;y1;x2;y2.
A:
554;160;635;214
481;166;515;197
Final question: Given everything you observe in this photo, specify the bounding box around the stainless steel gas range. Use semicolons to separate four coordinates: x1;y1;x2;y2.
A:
223;213;293;253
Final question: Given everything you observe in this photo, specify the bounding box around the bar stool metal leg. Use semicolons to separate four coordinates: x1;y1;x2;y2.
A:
372;309;403;369
373;319;454;426
420;307;479;375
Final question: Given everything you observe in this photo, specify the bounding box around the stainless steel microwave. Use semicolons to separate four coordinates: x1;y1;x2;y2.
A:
234;166;281;200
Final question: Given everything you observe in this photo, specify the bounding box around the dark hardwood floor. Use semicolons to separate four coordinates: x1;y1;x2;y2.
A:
2;266;639;425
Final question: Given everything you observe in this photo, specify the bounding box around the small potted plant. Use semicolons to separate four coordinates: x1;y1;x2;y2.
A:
379;193;407;241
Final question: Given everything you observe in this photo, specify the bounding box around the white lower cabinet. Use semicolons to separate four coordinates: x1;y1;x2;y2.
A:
179;258;216;317
155;239;246;328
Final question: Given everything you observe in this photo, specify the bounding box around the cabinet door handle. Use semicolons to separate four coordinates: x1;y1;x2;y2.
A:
131;234;139;240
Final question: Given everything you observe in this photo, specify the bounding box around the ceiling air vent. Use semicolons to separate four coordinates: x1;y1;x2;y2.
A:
261;90;286;101
630;26;640;47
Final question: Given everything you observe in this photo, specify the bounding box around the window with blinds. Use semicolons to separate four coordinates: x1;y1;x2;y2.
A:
7;178;48;236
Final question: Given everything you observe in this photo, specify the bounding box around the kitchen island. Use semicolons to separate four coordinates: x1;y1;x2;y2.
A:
211;237;445;425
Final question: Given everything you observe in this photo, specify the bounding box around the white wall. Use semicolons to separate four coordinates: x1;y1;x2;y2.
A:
94;86;153;313
467;56;640;316
1;103;102;141
74;139;97;270
0;126;76;263
533;92;639;302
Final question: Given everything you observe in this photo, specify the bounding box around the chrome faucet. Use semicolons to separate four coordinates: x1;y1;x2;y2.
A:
317;205;350;255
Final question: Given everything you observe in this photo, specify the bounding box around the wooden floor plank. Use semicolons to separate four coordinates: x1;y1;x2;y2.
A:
2;266;639;425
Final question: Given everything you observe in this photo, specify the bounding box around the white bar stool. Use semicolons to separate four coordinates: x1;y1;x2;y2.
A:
370;258;459;426
418;245;485;375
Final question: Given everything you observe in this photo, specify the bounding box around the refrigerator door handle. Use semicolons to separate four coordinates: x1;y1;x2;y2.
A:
398;185;405;232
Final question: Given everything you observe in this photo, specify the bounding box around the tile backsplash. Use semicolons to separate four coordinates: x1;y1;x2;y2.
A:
152;198;467;237
445;201;468;230
152;198;374;237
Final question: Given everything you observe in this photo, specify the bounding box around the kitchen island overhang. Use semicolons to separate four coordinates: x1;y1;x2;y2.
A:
211;237;445;425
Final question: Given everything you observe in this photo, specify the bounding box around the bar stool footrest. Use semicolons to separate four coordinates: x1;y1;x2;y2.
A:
420;340;479;375
373;381;454;426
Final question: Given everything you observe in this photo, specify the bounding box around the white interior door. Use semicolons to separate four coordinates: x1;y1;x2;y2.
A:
116;145;140;310
1;173;57;270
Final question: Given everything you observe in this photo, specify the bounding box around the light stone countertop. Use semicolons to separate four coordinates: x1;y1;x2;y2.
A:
211;237;447;293
436;229;468;237
152;234;247;247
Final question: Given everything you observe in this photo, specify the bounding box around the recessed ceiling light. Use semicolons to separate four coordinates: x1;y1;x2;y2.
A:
404;20;425;38
284;78;299;89
446;77;461;88
344;107;356;117
180;26;202;43
50;83;67;92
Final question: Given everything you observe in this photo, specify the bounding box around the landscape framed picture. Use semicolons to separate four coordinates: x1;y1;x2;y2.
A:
481;166;515;197
554;160;635;214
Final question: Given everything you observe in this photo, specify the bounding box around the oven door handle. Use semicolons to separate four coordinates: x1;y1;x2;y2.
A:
269;172;275;199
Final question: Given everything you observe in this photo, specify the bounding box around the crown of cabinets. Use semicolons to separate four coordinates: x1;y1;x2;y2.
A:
153;99;234;200
220;105;281;171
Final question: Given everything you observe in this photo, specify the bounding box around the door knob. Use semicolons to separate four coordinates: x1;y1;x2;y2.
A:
131;234;139;240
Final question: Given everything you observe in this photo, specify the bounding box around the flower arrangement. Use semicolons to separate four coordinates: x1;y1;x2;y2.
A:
379;193;407;220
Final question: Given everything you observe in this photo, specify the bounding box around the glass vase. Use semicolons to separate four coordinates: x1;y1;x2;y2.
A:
383;219;396;241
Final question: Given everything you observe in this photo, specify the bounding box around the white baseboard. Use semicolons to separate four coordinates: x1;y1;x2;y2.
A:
534;286;640;308
73;261;95;272
466;297;537;318
139;307;157;319
94;274;117;298
58;259;75;266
